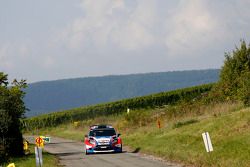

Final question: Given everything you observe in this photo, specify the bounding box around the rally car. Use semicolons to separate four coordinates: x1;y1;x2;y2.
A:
84;125;122;155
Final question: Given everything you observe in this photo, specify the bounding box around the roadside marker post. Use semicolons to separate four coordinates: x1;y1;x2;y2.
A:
35;136;44;166
127;108;130;114
202;132;213;152
35;146;43;167
157;119;161;129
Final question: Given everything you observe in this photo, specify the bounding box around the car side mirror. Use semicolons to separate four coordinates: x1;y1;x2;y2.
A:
84;134;88;138
117;133;121;137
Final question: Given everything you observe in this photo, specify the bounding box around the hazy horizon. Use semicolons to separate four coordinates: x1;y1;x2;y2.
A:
27;68;219;84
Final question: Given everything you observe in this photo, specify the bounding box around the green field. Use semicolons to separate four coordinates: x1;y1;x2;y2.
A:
28;101;250;167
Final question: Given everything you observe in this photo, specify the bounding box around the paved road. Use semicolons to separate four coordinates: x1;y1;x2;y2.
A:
26;136;181;167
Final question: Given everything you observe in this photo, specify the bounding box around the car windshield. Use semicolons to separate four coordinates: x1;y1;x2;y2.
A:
90;129;116;137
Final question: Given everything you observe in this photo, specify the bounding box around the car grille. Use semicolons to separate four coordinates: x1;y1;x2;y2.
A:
95;145;112;151
98;142;110;145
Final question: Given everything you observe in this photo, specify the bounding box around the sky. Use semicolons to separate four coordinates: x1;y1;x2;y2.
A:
1;0;250;83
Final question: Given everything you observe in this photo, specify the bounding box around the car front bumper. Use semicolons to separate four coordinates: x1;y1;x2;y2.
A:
86;145;122;154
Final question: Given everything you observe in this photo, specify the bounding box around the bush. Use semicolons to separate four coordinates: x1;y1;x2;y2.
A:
239;72;250;106
213;40;250;104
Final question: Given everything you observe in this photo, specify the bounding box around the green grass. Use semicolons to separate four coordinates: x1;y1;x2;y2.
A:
26;102;250;167
124;108;250;167
4;144;59;167
173;119;199;128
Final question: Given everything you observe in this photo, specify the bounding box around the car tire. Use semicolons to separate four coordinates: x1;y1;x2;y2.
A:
120;145;123;153
85;150;89;155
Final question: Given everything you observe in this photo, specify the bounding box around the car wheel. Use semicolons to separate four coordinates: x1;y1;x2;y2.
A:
85;150;89;155
120;145;123;153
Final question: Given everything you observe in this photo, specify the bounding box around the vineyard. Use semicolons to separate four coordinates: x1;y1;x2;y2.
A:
24;83;214;130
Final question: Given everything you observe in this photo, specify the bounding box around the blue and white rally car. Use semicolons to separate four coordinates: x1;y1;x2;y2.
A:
84;125;122;155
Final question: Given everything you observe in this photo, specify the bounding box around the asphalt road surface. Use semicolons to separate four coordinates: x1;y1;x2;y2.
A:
26;136;181;167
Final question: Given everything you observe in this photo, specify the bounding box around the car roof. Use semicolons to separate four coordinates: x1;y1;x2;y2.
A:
91;128;115;131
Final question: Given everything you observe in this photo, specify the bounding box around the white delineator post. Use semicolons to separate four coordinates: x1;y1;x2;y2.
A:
127;108;130;114
35;146;43;167
202;132;213;152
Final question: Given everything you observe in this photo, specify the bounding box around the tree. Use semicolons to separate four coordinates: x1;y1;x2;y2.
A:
238;72;250;106
0;72;27;164
216;40;250;105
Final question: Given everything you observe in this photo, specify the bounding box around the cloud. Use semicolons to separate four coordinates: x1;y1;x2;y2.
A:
19;43;31;58
1;0;250;82
110;1;157;50
111;21;155;50
56;0;157;51
0;43;13;69
165;0;218;57
63;0;126;50
0;39;55;72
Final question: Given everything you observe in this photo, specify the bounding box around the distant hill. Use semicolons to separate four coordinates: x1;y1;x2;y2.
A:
24;69;219;117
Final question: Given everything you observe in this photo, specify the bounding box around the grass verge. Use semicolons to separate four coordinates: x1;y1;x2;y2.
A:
3;144;59;167
124;108;250;167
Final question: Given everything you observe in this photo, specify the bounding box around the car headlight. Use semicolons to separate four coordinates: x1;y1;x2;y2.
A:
89;139;96;145
115;144;121;147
